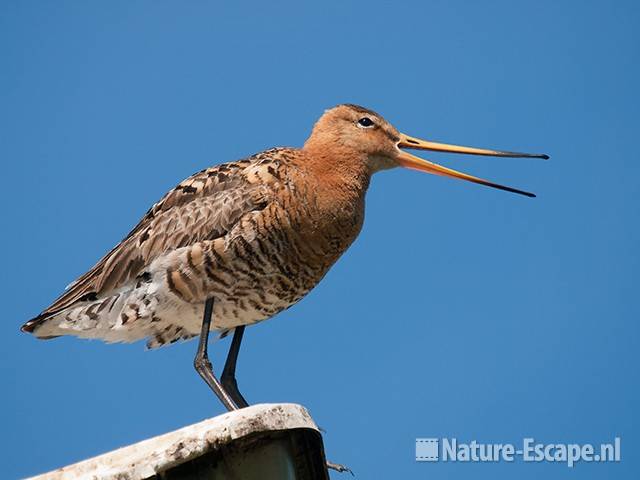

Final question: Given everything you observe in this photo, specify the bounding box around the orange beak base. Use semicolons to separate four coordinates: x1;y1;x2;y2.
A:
396;133;548;197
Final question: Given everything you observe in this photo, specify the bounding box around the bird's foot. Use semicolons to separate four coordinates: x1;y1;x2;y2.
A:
327;461;354;475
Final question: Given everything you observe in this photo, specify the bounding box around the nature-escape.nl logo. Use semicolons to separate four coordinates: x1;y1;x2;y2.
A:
415;437;621;467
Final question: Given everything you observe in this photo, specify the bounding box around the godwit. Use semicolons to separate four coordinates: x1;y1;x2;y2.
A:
22;104;548;410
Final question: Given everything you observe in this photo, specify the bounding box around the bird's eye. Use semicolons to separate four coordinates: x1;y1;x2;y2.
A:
357;117;375;128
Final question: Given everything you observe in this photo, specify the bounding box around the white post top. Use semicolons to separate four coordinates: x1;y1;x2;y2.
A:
27;403;322;480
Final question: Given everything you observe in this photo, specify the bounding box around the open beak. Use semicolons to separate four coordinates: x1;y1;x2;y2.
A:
396;133;549;197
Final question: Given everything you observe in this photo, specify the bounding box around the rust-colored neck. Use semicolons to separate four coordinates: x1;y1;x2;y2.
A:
301;140;372;204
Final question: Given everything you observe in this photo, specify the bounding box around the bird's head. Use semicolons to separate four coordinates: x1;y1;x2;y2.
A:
304;104;548;197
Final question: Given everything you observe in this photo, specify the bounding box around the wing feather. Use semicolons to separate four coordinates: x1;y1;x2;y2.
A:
26;158;272;326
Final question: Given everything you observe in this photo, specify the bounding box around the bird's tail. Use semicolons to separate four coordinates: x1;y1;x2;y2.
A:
21;288;153;343
21;313;60;339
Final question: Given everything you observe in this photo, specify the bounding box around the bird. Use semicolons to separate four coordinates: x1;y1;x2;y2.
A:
22;104;548;411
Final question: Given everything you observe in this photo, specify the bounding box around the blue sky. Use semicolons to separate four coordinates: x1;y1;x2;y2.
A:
1;1;638;478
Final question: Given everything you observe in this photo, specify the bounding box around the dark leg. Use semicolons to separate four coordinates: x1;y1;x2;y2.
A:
193;298;238;411
221;326;249;408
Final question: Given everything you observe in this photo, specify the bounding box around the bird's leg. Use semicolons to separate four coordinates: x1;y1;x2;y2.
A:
221;326;249;408
194;298;238;411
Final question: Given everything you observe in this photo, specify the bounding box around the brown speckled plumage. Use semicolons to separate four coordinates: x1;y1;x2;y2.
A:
22;143;368;347
22;104;546;350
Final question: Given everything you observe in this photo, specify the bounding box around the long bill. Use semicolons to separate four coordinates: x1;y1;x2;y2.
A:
396;133;549;198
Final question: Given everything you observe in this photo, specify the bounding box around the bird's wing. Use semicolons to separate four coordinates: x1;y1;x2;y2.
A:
32;157;276;322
